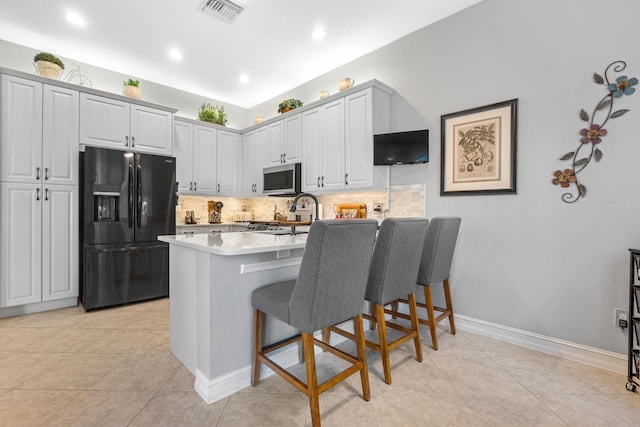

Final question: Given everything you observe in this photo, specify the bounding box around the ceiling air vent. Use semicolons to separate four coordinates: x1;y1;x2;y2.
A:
199;0;246;23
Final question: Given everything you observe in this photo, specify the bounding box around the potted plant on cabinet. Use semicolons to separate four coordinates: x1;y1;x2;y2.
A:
198;103;228;126
278;98;303;114
33;52;65;79
122;79;141;99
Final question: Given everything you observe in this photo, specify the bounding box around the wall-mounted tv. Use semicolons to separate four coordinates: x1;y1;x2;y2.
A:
373;129;429;165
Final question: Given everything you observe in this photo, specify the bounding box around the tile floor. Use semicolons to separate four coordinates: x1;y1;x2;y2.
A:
0;298;637;426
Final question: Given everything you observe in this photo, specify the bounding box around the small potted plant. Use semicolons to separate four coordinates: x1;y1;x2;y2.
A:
198;103;228;126
122;79;141;99
278;99;303;114
33;52;65;79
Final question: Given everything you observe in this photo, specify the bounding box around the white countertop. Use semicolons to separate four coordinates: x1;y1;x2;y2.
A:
158;231;308;256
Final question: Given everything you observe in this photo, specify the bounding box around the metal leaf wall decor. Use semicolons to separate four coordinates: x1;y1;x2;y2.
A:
552;60;636;203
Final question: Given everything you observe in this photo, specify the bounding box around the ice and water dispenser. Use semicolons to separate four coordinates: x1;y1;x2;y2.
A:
93;190;120;222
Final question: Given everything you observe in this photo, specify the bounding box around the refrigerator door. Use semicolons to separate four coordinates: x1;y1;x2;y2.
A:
134;153;176;242
83;147;134;245
82;242;169;310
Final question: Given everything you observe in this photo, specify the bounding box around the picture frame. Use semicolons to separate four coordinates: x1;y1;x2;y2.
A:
440;99;518;196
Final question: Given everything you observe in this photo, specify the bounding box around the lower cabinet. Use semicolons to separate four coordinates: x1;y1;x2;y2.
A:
0;182;78;307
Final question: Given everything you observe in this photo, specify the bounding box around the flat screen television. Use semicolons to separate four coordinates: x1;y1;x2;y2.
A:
373;129;429;165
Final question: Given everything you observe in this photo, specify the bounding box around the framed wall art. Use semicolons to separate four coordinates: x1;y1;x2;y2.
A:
440;98;518;196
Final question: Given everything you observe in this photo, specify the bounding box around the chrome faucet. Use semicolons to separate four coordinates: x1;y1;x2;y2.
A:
290;192;319;224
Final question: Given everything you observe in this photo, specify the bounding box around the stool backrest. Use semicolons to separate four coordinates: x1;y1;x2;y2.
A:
418;217;461;285
366;218;429;305
289;219;378;333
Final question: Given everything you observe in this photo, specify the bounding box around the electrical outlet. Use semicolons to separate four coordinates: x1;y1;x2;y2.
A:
615;308;629;328
373;203;384;213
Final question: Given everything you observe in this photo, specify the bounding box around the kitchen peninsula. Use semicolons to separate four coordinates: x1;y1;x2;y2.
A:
158;231;309;404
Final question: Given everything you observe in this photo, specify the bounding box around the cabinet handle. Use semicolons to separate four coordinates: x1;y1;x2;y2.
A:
45;168;49;180
283;153;286;163
321;176;325;187
125;135;129;147
45;188;49;201
217;184;220;192
189;181;193;191
36;167;41;180
345;173;348;185
185;231;195;235
317;177;320;187
36;188;40;201
131;136;135;147
194;182;197;191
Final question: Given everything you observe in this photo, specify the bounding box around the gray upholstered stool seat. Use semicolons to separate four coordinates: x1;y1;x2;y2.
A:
251;219;378;427
389;216;461;350
324;218;428;384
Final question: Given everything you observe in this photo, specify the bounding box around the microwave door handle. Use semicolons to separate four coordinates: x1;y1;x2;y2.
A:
128;164;134;229
137;163;142;227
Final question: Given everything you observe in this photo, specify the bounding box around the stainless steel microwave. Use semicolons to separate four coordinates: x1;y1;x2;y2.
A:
263;163;301;196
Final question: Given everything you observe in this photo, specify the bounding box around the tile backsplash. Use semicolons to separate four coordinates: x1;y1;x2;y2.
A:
176;184;425;225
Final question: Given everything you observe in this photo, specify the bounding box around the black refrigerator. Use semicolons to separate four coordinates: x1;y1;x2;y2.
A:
80;146;176;311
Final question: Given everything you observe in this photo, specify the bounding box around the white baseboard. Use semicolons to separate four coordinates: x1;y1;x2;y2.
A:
0;297;77;318
455;314;627;374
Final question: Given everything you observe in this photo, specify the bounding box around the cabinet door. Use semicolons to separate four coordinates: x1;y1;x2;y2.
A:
283;113;302;163
80;94;130;150
216;130;239;195
301;108;322;192
174;120;194;193
42;85;79;185
267;121;283;165
321;99;345;192
0;183;42;307
0;75;43;183
130;105;173;156
192;125;217;194
241;128;269;196
42;185;78;301
344;89;373;189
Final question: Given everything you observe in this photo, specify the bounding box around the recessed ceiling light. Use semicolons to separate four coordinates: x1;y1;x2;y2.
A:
311;27;326;40
239;74;249;84
169;49;182;60
65;12;86;26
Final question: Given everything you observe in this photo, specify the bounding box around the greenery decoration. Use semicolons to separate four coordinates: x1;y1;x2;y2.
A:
552;60;636;203
278;98;303;114
33;52;65;69
198;102;228;126
123;79;139;87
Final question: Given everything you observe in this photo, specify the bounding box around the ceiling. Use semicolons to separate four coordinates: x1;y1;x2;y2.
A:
0;0;482;108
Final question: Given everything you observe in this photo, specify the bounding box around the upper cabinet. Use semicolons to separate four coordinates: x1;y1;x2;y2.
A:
174;118;239;196
268;113;301;165
241;126;269;196
0;75;79;185
80;93;173;156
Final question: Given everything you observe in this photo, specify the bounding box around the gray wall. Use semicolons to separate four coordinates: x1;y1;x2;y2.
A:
2;0;639;354
0;39;248;128
248;0;640;354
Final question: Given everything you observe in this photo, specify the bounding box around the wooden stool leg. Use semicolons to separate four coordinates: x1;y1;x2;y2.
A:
354;315;370;401
390;300;399;319
408;293;423;362
424;285;439;350
251;309;263;385
375;303;392;384
368;302;377;330
302;333;321;427
443;279;456;335
322;328;330;350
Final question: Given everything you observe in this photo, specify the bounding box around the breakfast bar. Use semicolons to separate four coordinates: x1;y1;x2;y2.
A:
158;231;309;404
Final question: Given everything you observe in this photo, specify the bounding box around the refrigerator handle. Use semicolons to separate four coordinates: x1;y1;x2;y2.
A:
128;164;134;229
137;163;142;227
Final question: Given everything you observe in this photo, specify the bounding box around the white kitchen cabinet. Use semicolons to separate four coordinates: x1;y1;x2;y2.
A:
1;76;79;186
241;126;269;196
301;99;345;193
0;182;77;307
80;93;173;156
267;114;301;165
174;118;239;196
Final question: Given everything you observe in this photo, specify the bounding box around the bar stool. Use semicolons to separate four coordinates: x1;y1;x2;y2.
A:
251;219;378;427
324;218;429;384
389;217;461;350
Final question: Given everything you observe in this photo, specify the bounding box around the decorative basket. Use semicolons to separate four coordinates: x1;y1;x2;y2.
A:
123;85;141;99
34;61;62;79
